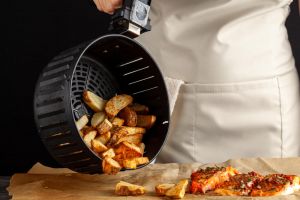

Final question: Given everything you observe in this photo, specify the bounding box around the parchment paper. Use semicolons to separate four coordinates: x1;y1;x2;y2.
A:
7;157;300;200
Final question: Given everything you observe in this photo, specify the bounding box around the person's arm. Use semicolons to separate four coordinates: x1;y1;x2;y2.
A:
93;0;123;14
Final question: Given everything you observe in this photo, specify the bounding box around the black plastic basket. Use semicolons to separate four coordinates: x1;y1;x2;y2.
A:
34;34;170;173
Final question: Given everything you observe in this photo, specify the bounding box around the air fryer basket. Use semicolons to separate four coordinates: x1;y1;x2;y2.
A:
34;34;170;173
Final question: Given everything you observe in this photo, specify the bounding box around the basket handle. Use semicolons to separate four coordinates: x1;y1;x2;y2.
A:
109;0;152;38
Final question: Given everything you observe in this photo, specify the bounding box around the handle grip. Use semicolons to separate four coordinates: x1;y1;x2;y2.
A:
109;0;152;38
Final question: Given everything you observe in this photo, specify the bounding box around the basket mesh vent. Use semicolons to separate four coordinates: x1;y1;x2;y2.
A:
71;57;118;120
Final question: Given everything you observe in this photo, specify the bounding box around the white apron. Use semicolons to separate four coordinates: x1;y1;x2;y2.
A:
136;0;300;163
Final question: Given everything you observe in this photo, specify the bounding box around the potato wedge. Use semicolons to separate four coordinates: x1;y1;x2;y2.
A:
165;179;188;199
102;157;121;175
81;126;95;135
116;133;143;145
137;115;156;129
121;126;146;135
75;115;89;131
83;90;107;112
139;143;145;155
118;107;137;127
97;119;112;134
131;103;149;114
91;112;106;127
135;157;149;166
79;130;84;137
123;159;137;169
123;157;149;169
115;142;143;159
155;183;175;196
115;181;146;196
105;94;133;118
107;127;128;147
83;130;97;148
102;148;115;158
111;117;125;126
91;139;108;153
94;131;111;145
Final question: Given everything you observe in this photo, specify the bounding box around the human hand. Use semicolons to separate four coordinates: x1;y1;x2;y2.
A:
93;0;123;14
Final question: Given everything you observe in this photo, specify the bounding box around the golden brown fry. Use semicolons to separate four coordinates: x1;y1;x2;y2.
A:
83;130;97;148
81;126;95;135
83;90;107;112
91;112;106;127
102;148;115;158
105;94;133;118
116;133;143;145
79;130;84;138
75;115;89;131
123;159;137;169
114;142;143;159
102;157;121;175
155;183;175;196
139;143;145;155
97;119;112;134
118;107;137;127
111;117;125;127
135;157;149;166
165;179;189;199
107;127;128;147
91;139;108;153
94;131;111;145
115;181;146;196
123;157;150;169
121;126;146;135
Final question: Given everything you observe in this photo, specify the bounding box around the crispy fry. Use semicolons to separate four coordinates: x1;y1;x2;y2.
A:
97;119;112;134
123;157;150;169
95;131;111;145
107;127;128;147
102;157;121;175
121;126;146;135
102;148;115;158
79;130;84;137
105;94;133;118
81;126;96;135
165;179;189;199
91;139;108;153
116;134;143;145
83;130;97;148
135;157;149;166
118;107;137;127
111;117;125;126
75;115;89;131
123;159;138;169
115;181;146;196
155;183;175;196
139;143;145;155
115;142;143;159
83;90;107;112
91;112;106;127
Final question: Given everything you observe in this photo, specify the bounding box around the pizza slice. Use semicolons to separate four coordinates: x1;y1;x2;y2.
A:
251;174;300;196
190;166;239;194
214;171;263;196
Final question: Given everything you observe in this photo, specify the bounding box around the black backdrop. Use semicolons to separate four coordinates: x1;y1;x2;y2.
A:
1;0;111;175
1;1;299;175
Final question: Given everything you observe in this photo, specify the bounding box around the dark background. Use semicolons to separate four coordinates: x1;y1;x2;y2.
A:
1;1;299;176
